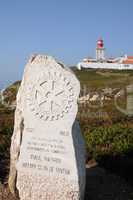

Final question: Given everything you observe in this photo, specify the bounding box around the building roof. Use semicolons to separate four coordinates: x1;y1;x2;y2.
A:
122;60;133;64
127;56;133;59
122;56;133;64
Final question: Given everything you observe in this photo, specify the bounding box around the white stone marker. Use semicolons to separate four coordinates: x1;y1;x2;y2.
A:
9;55;86;200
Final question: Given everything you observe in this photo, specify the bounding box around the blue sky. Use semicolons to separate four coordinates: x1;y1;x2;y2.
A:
0;0;133;88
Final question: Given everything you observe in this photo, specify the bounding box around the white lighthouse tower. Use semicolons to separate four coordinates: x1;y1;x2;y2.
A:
96;38;105;61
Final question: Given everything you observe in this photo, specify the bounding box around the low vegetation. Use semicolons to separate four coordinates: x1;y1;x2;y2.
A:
84;124;133;159
0;125;13;157
0;105;14;158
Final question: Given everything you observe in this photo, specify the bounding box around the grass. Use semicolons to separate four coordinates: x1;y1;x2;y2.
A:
73;68;133;88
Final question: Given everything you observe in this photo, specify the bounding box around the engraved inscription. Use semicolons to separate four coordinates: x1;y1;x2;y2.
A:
19;131;74;177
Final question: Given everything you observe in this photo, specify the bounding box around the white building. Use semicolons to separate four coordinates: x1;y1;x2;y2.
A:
77;38;133;70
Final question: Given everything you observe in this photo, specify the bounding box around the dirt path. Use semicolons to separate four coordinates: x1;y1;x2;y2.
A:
85;166;133;200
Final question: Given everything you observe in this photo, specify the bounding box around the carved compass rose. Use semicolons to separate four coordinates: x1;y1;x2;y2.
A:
27;71;74;121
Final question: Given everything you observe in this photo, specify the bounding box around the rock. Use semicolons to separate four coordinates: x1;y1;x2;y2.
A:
78;94;90;103
90;94;99;102
9;55;86;200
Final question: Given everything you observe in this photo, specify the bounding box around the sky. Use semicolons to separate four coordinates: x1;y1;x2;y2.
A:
0;0;133;89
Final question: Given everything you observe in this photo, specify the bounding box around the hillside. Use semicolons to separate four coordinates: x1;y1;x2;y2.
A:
1;68;133;106
0;69;133;199
2;81;21;106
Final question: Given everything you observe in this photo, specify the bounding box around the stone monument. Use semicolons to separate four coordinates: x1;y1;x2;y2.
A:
8;55;86;200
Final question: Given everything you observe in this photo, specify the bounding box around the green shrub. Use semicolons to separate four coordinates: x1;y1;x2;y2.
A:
84;125;133;159
0;125;13;157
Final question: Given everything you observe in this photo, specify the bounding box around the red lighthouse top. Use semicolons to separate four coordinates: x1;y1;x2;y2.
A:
97;38;104;48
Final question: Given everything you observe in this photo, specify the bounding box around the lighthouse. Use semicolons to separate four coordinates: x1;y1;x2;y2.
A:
96;38;105;61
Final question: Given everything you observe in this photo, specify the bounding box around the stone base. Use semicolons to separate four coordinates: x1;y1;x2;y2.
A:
17;172;80;200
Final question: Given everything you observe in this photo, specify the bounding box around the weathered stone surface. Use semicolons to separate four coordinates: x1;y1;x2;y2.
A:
9;55;86;199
